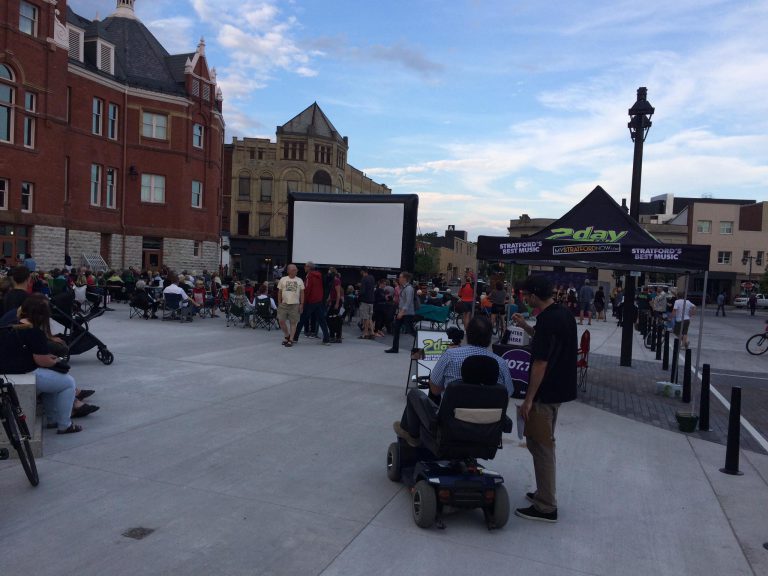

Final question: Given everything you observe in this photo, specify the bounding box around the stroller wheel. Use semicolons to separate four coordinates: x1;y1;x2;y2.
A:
97;349;114;365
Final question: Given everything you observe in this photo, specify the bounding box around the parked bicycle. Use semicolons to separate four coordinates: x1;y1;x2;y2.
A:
0;376;39;486
746;321;768;356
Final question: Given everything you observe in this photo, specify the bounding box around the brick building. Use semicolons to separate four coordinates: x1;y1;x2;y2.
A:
0;0;224;273
223;102;390;280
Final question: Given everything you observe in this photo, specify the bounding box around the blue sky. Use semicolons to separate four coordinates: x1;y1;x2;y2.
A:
70;0;768;239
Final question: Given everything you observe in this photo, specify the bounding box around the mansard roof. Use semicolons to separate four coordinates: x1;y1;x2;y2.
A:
278;103;346;146
66;6;201;97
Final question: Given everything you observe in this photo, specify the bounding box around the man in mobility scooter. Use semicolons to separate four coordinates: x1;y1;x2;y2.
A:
387;316;515;530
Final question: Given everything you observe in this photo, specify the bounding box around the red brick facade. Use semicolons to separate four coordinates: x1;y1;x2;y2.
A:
0;0;224;272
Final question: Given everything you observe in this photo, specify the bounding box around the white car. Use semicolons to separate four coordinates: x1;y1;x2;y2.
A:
733;293;768;308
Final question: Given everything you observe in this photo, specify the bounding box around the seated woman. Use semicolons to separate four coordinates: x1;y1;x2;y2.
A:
192;280;208;317
132;280;159;319
255;284;277;313
0;295;99;434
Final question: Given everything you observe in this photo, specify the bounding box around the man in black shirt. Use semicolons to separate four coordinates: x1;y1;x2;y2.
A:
3;266;31;319
511;275;577;523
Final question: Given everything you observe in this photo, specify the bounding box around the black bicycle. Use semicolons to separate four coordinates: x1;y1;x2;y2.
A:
0;377;39;486
746;321;768;356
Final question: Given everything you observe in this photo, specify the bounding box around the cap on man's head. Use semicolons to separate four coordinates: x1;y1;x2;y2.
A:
522;275;553;300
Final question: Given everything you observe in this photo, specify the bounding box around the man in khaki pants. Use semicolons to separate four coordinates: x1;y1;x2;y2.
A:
511;275;577;523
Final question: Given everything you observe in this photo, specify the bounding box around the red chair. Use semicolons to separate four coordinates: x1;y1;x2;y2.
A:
577;330;590;392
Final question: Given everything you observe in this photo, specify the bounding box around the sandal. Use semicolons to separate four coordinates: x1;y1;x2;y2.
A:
284;340;293;347
57;424;83;435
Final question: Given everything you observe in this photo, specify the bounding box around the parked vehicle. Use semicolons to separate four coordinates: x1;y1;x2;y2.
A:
733;293;768;309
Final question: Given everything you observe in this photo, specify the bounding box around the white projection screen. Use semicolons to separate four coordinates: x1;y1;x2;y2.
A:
287;194;418;270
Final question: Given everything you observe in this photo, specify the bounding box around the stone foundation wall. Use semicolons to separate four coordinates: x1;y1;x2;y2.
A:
108;235;143;270
31;225;66;271
67;230;101;269
163;237;219;274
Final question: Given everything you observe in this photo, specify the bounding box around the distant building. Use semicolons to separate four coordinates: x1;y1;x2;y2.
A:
1;0;224;273
223;102;390;280
424;226;477;281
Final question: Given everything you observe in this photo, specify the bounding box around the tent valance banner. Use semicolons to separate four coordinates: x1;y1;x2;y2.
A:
477;186;710;273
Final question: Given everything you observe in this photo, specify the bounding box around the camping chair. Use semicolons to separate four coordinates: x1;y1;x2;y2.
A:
253;298;278;330
129;290;150;319
161;293;184;321
577;329;590;392
225;297;246;327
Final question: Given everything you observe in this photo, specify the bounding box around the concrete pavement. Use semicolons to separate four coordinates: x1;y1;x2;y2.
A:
1;304;767;575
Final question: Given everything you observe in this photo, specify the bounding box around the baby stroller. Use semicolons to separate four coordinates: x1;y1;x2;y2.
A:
49;292;114;365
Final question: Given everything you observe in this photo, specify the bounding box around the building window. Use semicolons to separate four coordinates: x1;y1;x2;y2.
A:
68;26;84;61
336;150;346;169
0;178;7;210
193;124;204;148
108;103;119;139
23;92;35;148
259;213;270;237
90;164;102;206
237;212;249;236
0;65;15;143
106;167;117;209
192;79;200;97
92;98;103;135
191;180;203;208
98;42;114;75
757;251;764;266
202;83;211;101
696;220;711;233
249;149;255;160
312;170;332;193
21;182;33;212
142;112;167;140
287;180;301;195
19;1;38;36
238;174;250;200
314;144;331;164
720;221;733;234
193;241;201;257
717;251;732;265
141;174;165;203
260;176;272;202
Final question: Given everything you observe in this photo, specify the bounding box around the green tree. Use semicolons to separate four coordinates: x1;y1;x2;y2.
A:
414;249;437;279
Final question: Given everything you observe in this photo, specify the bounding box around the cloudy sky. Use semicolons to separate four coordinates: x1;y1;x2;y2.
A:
70;0;768;239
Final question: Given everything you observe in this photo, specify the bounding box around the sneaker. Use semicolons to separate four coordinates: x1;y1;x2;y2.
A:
515;505;557;523
392;421;420;448
322;339;331;345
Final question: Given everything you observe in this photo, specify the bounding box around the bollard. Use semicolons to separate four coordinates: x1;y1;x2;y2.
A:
650;317;657;352
655;324;663;361
662;330;670;370
720;386;744;476
670;338;680;383
699;364;710;431
682;348;692;403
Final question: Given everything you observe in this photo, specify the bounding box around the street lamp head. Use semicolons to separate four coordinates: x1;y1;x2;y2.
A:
628;86;655;143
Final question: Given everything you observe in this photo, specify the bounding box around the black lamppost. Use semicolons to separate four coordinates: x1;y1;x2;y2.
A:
620;87;655;367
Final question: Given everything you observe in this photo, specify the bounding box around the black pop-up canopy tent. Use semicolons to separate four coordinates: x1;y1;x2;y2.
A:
477;186;710;273
477;185;711;371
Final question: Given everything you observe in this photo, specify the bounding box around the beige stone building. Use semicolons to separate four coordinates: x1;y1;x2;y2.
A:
223;103;390;279
419;227;477;282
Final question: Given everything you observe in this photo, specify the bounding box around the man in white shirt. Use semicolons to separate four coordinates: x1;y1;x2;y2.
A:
163;275;199;321
672;297;696;348
277;264;304;347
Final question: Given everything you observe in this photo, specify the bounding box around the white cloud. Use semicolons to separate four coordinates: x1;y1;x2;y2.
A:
145;17;196;54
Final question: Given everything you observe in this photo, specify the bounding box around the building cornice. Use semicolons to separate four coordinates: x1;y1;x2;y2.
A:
68;64;193;106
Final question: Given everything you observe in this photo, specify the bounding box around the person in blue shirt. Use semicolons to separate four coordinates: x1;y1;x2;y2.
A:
393;315;514;446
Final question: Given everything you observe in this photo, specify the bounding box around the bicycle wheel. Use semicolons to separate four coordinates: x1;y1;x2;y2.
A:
746;333;768;355
0;403;39;486
644;329;654;349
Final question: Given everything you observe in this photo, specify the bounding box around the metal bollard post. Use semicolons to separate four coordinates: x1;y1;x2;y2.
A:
720;386;744;476
662;330;669;370
655;324;663;360
699;364;711;431
670;338;679;383
682;348;692;403
650;316;657;352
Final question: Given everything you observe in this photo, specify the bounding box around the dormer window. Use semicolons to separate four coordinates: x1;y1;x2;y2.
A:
84;39;115;75
68;26;84;62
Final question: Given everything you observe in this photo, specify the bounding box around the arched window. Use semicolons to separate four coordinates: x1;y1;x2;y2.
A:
0;64;16;143
312;170;332;194
260;174;273;202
